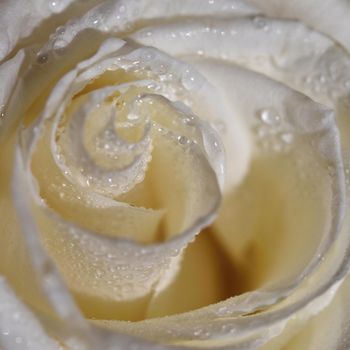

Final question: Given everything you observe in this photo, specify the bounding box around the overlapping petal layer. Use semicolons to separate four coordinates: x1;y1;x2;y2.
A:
0;1;349;350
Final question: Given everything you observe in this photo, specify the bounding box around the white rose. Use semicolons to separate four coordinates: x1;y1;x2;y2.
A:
0;1;350;349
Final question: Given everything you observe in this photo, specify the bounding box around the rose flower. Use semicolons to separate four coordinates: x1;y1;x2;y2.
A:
1;1;350;349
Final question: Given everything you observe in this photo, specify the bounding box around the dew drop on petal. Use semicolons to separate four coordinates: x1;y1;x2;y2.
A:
0;106;5;126
49;0;64;12
118;5;126;13
217;306;228;316
258;108;281;125
140;50;155;62
52;39;68;56
280;132;294;144
253;17;269;31
49;0;58;9
177;135;189;145
182;69;197;90
36;53;49;64
55;26;65;35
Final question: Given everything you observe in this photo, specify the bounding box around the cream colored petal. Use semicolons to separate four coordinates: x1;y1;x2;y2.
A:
1;132;92;344
0;50;25;111
248;0;350;52
283;261;350;350
23;113;221;316
94;213;350;349
31;126;164;243
2;3;348;349
188;59;342;277
130;17;350;108
89;58;346;347
11;35;223;326
145;231;243;319
38;0;260;56
0;277;62;350
0;0;72;60
0;0;106;61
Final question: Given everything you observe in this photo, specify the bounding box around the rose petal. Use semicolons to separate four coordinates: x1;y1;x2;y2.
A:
0;0;106;62
1;2;349;349
0;50;25;110
89;59;346;346
248;0;350;52
11;36;223;325
0;277;62;350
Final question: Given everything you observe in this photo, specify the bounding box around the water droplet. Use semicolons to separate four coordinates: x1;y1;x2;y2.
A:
327;164;336;177
253;17;268;31
155;63;168;75
305;76;313;84
258;108;281;125
55;26;65;35
50;0;58;9
177;135;189;145
119;5;126;13
141;50;155;62
36;53;49;64
193;329;203;336
53;38;67;55
49;0;64;12
0;105;5;123
217;306;228;316
91;14;101;26
182;69;197;90
280;132;294;144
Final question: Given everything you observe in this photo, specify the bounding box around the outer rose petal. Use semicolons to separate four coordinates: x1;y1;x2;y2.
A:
0;0;108;62
0;0;75;60
90;61;346;348
0;278;62;350
0;50;25;126
0;1;349;350
248;0;350;52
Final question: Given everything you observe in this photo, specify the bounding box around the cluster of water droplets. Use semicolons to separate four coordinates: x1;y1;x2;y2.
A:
44;220;183;300
121;47;208;107
254;107;294;153
296;46;350;104
23;38;226;312
49;82;155;197
36;0;142;64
